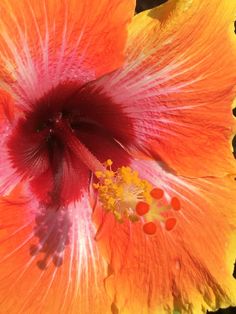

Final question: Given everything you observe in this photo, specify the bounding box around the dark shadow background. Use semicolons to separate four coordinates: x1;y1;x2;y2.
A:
136;0;168;12
136;1;236;314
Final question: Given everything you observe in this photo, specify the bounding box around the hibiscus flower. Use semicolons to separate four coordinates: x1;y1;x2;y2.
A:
0;0;236;313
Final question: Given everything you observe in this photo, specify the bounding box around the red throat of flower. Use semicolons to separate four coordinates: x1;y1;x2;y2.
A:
7;82;134;208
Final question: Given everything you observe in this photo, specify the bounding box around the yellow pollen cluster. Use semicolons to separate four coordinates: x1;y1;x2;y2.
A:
93;160;152;222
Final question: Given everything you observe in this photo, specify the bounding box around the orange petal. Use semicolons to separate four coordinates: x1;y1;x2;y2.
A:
0;89;20;195
0;0;135;99
0;188;111;313
96;0;236;177
93;159;236;313
0;89;16;124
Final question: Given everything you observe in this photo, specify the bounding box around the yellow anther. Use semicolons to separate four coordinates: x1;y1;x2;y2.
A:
105;159;113;167
105;170;115;178
95;171;103;178
104;178;112;185
93;183;100;189
94;160;155;223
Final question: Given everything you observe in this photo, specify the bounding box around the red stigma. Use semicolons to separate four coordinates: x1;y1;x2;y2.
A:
171;197;181;210
136;201;150;216
143;222;157;235
165;218;177;231
150;188;164;200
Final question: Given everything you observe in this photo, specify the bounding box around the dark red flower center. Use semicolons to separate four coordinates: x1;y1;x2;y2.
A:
7;82;133;208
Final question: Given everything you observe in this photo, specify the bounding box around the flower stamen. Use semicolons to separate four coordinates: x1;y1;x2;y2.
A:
94;160;181;235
